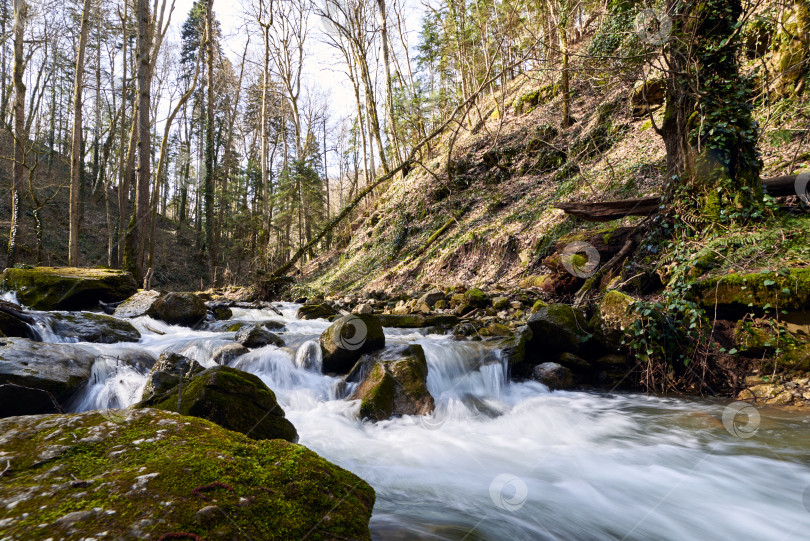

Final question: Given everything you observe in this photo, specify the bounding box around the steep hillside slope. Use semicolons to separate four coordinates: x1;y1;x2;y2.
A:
299;53;809;296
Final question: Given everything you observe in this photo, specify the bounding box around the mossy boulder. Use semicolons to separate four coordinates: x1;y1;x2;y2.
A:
149;292;207;327
210;304;234;320
497;325;533;367
320;314;385;374
0;409;374;540
297;303;338;320
140;352;205;402
1;267;138;311
49;311;141;344
590;290;640;351
492;296;511;310
236;325;284;349
465;288;489;307
138;365;298;443
113;290;162;318
692;269;810;317
350;345;434;421
527;303;591;354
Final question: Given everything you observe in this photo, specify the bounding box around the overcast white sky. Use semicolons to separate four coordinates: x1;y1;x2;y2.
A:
168;0;423;122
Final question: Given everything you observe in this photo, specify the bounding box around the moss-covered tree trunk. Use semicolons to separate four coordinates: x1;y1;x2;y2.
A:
662;0;763;222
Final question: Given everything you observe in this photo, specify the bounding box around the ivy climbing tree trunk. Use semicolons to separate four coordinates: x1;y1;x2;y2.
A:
661;0;763;222
6;0;25;268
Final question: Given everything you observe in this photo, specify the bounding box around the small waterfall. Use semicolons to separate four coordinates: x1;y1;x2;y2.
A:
294;340;322;371
419;339;509;402
68;354;150;413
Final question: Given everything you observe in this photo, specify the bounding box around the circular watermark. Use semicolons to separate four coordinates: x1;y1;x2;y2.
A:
560;241;600;279
635;8;672;46
795;171;809;206
418;412;446;431
100;405;132;425
318;0;349;39
489;474;528;512
722;401;760;439
335;315;368;351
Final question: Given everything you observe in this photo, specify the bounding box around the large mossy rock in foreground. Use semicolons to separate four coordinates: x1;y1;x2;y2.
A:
0;409;375;540
350;344;434;421
50;311;141;344
138;364;298;443
320;314;385;374
1;267;138;311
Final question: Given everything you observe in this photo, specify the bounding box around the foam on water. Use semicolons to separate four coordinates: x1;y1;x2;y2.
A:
56;304;810;540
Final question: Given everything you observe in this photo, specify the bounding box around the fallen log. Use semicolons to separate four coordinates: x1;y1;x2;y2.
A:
555;175;804;222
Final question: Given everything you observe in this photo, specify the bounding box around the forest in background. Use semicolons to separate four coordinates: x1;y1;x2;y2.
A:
0;0;806;291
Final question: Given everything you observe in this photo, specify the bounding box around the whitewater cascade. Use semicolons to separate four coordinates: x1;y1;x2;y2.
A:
21;302;810;540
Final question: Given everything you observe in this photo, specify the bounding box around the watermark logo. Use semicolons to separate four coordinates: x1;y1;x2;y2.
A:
635;8;672;46
560;241;600;279
722;401;760;439
318;0;350;39
335;315;368;351
100;405;132;425
796;171;809;206
489;474;528;512
417;412;446;431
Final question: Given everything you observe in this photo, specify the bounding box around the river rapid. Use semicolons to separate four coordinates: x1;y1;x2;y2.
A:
29;302;810;540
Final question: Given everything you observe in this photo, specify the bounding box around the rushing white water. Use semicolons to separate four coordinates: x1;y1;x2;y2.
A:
35;303;810;540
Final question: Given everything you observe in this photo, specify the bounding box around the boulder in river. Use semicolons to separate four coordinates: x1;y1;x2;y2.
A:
531;362;574;390
0;338;97;416
138;365;298;442
0;300;36;339
350;344;434;421
320;314;385;374
212;342;250;365
1;267;138;311
140;351;205;401
297;303;338;320
497;325;533;367
49;311;141;344
148;292;207;326
236;324;284;348
376;313;458;328
0;409;374;540
113;290;162;318
527;303;591;354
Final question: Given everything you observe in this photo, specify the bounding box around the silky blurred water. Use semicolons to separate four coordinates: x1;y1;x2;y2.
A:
35;302;810;541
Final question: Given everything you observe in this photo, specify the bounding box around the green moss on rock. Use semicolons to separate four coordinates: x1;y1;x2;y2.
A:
527;303;591;354
692;268;810;315
1;267;138;311
138;365;298;443
0;409;374;540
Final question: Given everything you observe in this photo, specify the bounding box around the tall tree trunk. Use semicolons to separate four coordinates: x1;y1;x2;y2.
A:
204;0;217;284
68;0;92;267
559;20;571;127
6;0;26;268
117;2;129;267
127;0;153;279
261;26;271;254
376;0;400;164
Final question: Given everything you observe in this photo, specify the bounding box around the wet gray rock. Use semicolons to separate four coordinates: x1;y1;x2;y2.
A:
236;325;284;349
50;311;141;344
531;362;574;390
140;352;205;402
